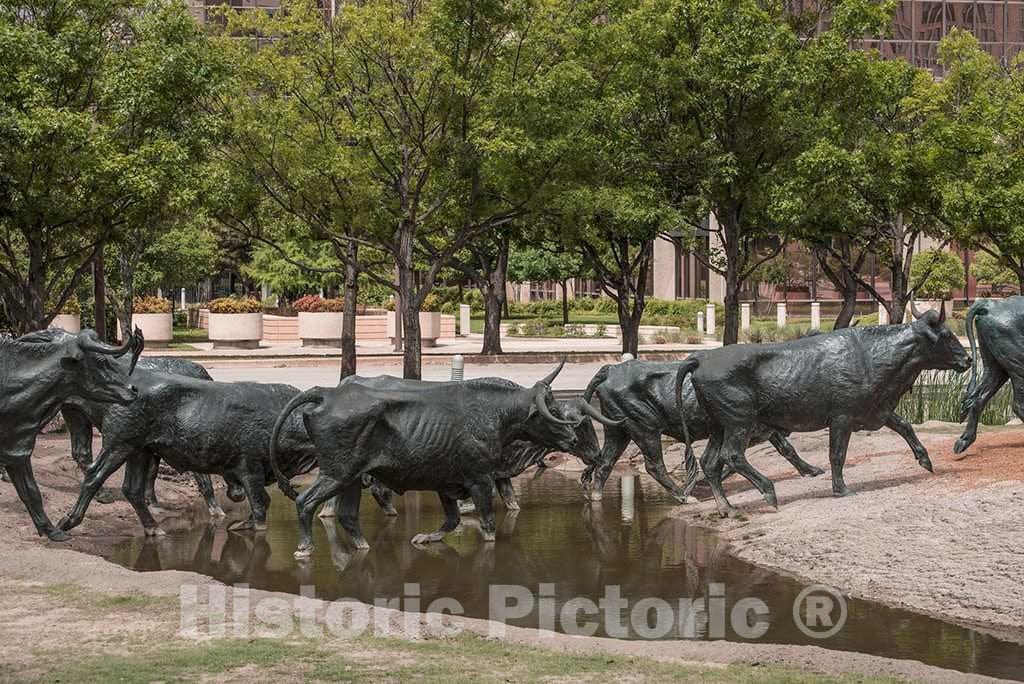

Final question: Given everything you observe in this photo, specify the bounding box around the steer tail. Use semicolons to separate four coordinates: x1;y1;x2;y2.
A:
673;357;701;496
959;300;988;420
270;389;324;500
582;365;611;403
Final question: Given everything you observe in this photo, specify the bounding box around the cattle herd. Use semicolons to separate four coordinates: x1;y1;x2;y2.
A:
1;297;1022;561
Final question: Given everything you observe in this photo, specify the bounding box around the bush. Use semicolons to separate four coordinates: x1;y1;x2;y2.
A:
132;296;172;314
208;297;262;314
911;249;965;300
58;296;81;316
293;295;345;313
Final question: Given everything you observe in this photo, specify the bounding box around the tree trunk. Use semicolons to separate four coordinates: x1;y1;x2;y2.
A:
478;237;508;355
719;209;741;345
339;244;359;381
835;285;857;329
93;248;107;342
396;224;421;379
480;288;504;355
561;279;569;325
618;306;641;356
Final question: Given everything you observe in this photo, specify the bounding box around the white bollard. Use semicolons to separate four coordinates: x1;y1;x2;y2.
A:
810;302;820;330
741;302;751;331
776;302;786;328
696;311;705;337
450;354;465;381
705;303;716;336
620;474;635;524
180;287;186;310
879;303;889;325
621;353;634;362
459;304;471;337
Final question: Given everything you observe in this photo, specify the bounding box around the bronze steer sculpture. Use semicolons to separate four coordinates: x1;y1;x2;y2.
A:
0;328;141;540
57;376;322;536
25;328;229;513
956;296;1024;454
676;307;971;517
326;375;614;514
269;362;615;557
581;357;824;503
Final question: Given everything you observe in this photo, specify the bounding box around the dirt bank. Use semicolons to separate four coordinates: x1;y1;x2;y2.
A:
663;423;1024;644
0;432;1017;682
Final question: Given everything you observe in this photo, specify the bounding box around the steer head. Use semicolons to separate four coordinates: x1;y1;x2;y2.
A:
62;329;141;404
909;303;971;373
523;360;622;457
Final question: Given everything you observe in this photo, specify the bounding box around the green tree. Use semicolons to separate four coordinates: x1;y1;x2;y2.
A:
910;248;965;300
972;250;1018;295
507;243;585;325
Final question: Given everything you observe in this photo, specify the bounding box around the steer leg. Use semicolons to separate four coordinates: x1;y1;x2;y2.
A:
5;459;69;541
767;432;824;477
828;420;854;496
470;479;498;541
719;429;778;509
369;479;398;516
496;478;519;511
955;363;1009;454
228;471;271;532
294;474;346;558
411;494;461;545
122;455;165;536
587;426;631;501
58;446;133;532
700;431;738;518
63;407;116;505
335;482;369;549
635;433;688;504
194;474;225;517
883;412;933;472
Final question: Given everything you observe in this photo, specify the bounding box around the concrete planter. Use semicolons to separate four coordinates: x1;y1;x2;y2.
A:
297;311;344;347
208;312;263;349
387;311;442;347
119;313;173;348
49;314;80;334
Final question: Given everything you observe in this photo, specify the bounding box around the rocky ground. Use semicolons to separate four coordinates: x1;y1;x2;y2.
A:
0;428;1021;681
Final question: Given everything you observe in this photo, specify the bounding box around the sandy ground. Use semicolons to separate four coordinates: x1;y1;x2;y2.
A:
654;423;1024;644
0;429;1020;682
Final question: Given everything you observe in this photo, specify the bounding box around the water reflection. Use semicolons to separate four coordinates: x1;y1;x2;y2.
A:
108;471;1024;680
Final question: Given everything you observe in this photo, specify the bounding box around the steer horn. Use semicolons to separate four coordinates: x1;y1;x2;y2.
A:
538;358;566;387
128;326;145;374
575;397;624;427
909;300;930;322
79;331;135;357
534;385;576;425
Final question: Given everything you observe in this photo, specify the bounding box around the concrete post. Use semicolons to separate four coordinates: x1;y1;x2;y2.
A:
777;302;787;328
180;288;186;310
450;354;465;381
696;311;705;337
621;353;634;362
741;302;751;331
810;302;820;330
879;303;889;325
705;303;716;336
459;304;471;337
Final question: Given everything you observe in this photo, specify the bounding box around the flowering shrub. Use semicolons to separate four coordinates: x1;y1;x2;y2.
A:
208;297;262;314
132;296;172;314
59;296;81;316
293;295;345;313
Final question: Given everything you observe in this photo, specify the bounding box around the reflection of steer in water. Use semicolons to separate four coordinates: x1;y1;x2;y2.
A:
321;374;612;514
956;296;1024;454
581;358;824;503
676;308;972;517
269;363;613;557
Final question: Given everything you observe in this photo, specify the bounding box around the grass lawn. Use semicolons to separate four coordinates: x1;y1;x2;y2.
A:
171;327;209;344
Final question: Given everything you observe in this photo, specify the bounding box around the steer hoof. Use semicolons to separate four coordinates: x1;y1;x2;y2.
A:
763;491;778;508
917;455;934;473
144;527;166;537
382;505;399;517
56;516;75;532
294;544;314;559
227;519;255;532
588;489;603;502
832;485;852;497
481;531;496;542
953;437;973;455
504;500;521;512
226;485;246;503
45;527;71;542
802;466;826;477
95;488;116;505
208;505;226;518
411;532;444;545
